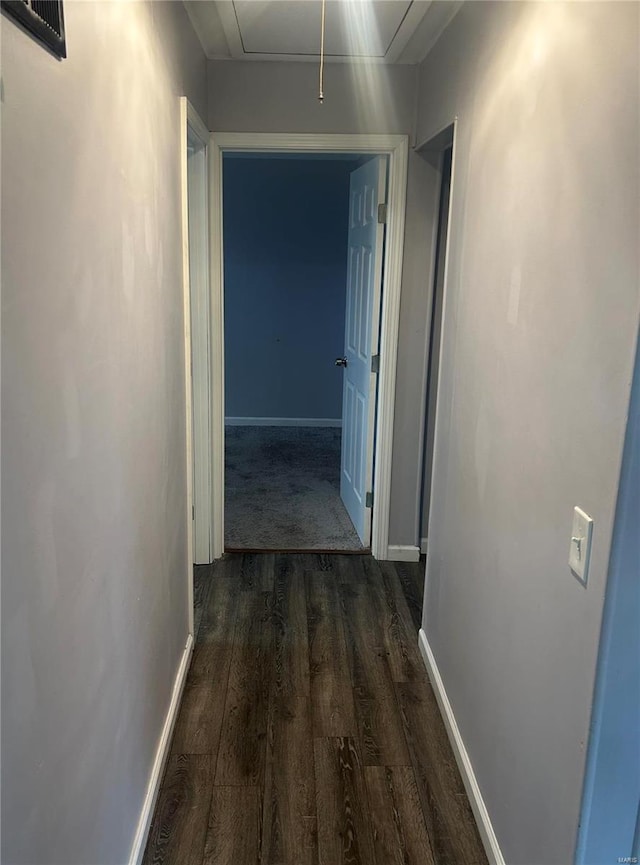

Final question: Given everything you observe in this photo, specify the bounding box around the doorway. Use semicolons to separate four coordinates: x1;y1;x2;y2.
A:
419;138;453;556
223;153;376;552
208;133;409;561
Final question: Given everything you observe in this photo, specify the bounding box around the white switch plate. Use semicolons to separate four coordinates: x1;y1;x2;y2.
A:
569;506;593;585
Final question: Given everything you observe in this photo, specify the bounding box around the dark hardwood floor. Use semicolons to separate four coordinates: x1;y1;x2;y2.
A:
143;553;488;865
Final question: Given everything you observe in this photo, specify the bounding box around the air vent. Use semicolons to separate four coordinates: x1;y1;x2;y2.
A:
2;0;66;58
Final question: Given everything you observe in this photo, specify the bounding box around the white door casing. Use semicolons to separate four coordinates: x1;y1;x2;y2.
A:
340;157;387;546
187;139;213;565
209;133;408;561
181;96;211;604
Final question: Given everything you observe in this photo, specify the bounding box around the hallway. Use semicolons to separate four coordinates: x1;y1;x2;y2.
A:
143;554;487;864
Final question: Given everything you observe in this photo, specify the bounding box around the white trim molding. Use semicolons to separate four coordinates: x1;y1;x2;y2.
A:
418;630;505;865
184;98;213;569
225;417;342;428
129;634;194;865
209;132;409;561
186;100;210;145
180;97;195;632
387;544;421;562
420;537;429;555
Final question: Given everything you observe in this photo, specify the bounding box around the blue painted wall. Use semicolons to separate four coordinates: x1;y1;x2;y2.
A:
223;156;359;421
576;332;640;865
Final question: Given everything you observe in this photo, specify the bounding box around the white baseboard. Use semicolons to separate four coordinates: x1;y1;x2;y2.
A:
129;634;194;865
420;537;428;555
418;630;505;865
387;544;421;562
225;417;342;428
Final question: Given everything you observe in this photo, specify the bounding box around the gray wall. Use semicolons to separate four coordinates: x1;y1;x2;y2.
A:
208;60;416;136
416;3;640;864
208;59;436;547
1;3;206;863
223;157;357;421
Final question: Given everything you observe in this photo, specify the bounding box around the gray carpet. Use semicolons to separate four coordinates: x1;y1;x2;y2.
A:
224;426;364;551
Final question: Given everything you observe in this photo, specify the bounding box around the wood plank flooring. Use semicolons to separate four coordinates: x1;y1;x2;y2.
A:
143;554;488;865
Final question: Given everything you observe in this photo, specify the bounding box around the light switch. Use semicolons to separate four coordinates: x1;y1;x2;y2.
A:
569;506;593;585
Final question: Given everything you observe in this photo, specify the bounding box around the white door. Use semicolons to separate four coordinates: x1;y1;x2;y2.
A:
339;156;387;546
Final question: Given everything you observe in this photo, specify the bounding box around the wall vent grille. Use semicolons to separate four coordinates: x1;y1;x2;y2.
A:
2;0;66;58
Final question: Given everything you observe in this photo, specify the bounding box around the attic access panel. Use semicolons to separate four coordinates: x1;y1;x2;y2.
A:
233;0;412;58
2;0;66;58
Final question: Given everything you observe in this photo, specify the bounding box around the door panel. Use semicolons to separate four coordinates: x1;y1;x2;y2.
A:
340;156;386;545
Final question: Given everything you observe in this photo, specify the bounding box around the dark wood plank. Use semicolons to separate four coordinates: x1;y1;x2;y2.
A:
214;590;273;785
272;555;310;698
306;571;357;737
314;737;375;865
193;564;214;638
315;553;337;572
396;681;488;865
208;554;244;581
142;754;213;865
381;560;424;633
240;553;275;592
171;685;225;756
370;559;426;683
354;696;410;767
202;786;261;865
338;560;410;765
262;694;318;865
337;557;393;696
365;766;436;865
294;553;354;572
187;574;239;690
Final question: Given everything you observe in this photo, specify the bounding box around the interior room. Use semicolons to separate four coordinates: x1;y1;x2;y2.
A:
222;153;368;552
1;2;638;865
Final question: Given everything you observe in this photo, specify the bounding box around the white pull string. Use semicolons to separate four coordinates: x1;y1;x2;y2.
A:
318;0;326;103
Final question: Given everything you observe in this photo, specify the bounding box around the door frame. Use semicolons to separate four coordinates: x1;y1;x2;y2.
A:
180;97;210;636
208;132;409;561
416;122;456;559
186;109;213;567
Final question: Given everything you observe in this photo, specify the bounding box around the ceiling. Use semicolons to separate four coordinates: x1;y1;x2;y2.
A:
184;0;463;64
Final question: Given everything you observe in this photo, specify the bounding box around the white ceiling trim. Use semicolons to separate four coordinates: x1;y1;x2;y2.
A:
385;0;432;63
184;0;232;58
217;1;245;58
398;0;463;63
211;131;407;151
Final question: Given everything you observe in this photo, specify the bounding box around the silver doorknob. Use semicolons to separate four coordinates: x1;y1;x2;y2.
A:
335;357;348;367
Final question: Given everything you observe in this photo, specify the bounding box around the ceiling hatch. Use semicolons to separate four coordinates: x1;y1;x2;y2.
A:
233;0;411;58
185;0;463;65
